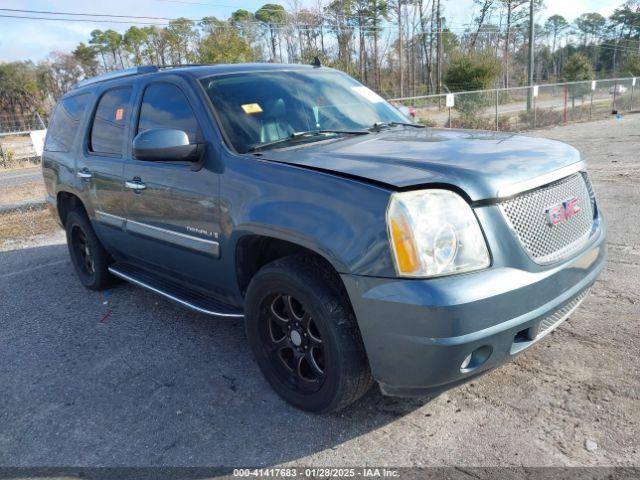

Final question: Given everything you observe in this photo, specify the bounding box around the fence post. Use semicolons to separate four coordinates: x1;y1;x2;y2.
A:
495;89;499;131
631;80;635;111
563;85;568;124
35;112;46;130
590;90;593;120
612;81;618;113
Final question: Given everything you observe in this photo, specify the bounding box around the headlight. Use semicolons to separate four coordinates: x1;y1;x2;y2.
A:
387;189;490;277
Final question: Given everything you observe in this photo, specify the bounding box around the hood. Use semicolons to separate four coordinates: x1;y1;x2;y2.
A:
262;128;583;201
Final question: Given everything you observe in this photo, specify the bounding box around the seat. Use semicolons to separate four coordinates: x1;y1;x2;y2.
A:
260;98;294;143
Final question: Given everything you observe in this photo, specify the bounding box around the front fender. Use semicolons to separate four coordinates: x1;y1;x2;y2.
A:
222;154;396;277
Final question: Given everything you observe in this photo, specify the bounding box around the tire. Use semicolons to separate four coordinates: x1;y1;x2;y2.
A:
245;255;373;413
65;210;114;290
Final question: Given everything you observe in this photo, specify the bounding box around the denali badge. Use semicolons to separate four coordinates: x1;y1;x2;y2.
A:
186;225;215;238
545;197;581;226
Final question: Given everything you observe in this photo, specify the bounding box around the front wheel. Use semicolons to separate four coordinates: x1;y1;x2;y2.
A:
245;256;373;413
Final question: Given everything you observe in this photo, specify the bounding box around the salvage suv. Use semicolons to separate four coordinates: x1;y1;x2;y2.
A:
42;64;606;413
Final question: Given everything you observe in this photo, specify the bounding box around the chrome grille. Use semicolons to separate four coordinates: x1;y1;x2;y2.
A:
499;173;596;264
581;171;598;215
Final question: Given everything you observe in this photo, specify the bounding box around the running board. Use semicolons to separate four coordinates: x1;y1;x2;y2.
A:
108;263;244;318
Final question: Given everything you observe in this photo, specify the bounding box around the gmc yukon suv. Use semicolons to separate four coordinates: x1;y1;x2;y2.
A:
42;64;606;413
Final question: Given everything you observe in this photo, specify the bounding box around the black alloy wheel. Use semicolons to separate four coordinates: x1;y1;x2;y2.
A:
65;210;114;290
70;225;95;277
245;255;373;413
262;292;326;393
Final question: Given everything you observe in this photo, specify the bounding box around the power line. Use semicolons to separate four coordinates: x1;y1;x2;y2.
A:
15;5;628;39
0;6;518;33
154;0;532;31
0;13;168;26
3;3;638;51
599;42;640;53
156;0;286;10
0;8;178;21
0;9;513;35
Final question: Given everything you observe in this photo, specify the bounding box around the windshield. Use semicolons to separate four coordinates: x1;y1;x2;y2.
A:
200;69;408;153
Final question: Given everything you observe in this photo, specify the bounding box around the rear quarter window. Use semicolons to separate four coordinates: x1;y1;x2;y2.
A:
44;93;91;152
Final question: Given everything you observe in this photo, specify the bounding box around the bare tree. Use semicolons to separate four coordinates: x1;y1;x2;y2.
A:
470;0;495;49
498;0;527;87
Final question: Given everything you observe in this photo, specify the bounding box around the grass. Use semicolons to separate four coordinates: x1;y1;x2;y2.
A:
0;204;59;247
0;134;39;170
0;181;45;204
0;157;40;171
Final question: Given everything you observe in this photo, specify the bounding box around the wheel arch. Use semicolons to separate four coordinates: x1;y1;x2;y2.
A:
235;233;351;304
56;190;89;226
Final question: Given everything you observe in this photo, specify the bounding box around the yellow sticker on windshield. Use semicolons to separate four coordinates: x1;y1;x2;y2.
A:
241;103;263;114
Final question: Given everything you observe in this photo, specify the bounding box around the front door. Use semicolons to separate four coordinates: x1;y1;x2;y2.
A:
121;80;223;294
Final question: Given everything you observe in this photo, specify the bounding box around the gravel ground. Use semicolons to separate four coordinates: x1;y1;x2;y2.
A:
0;116;638;468
0;166;41;188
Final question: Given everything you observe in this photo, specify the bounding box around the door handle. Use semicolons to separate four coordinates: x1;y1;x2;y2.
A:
77;169;92;179
125;179;146;190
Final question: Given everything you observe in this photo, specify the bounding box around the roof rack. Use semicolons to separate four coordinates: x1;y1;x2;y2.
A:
158;64;210;69
74;66;159;89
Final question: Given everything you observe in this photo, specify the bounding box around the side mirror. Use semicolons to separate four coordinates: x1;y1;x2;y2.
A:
133;128;204;162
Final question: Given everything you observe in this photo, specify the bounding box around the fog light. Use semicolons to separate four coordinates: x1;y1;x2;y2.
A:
460;345;492;373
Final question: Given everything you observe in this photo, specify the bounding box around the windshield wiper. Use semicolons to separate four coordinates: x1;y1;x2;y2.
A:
367;121;425;132
248;129;369;152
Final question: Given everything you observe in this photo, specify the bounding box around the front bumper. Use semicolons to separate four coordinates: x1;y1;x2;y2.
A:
341;216;607;397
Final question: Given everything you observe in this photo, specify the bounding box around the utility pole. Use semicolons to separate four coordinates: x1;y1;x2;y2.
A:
398;0;404;97
436;0;442;95
429;0;435;92
527;0;535;110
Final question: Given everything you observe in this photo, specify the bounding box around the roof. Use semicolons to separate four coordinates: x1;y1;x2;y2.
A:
165;63;326;77
70;63;328;92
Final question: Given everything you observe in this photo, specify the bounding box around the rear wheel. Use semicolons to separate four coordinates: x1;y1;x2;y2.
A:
65;210;114;290
245;256;373;413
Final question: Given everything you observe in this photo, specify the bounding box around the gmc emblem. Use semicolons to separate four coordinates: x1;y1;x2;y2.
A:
545;197;581;226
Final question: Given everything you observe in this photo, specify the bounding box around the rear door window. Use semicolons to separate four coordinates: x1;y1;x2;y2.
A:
137;83;201;143
90;87;132;156
44;93;91;152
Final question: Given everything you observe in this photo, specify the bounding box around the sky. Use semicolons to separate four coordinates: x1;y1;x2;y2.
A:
0;0;624;63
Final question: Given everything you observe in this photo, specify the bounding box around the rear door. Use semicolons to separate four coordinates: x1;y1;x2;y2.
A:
121;79;222;291
42;92;92;208
77;86;133;253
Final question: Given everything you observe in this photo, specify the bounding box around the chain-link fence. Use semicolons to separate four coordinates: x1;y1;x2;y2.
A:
0;112;47;169
0;202;58;251
390;77;639;131
0;180;52;250
0;112;50;250
0;112;47;136
1;79;639;248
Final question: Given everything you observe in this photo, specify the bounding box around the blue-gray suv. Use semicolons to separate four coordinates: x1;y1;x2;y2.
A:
42;64;607;412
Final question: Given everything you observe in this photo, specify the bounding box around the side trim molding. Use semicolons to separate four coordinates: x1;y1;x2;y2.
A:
126;219;220;257
94;210;219;257
108;266;244;318
95;211;125;229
